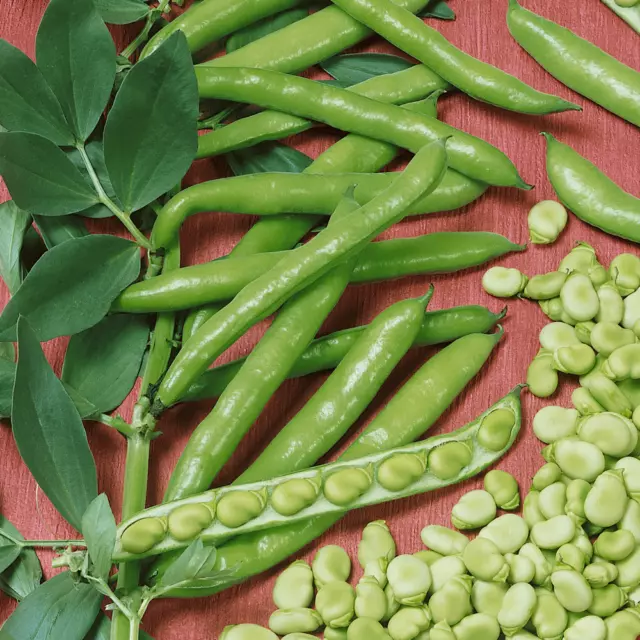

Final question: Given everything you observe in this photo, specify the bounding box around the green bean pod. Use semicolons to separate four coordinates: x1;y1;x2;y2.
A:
195;67;528;189
601;0;640;34
114;386;522;561
507;0;640;125
543;134;640;243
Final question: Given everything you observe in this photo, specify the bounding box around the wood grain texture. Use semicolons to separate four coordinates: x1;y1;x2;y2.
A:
0;0;639;636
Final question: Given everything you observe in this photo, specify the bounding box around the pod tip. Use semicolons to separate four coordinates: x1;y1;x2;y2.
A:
515;176;534;191
497;306;508;320
419;284;435;305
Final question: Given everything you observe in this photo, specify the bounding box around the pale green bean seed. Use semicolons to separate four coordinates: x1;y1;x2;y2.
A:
627;584;640;605
635;319;640;337
533;406;579;444
539;322;580;350
634;405;640;429
482;267;528;298
378;453;426;492
524;272;568;300
355;576;387;621
312;545;351;588
479;514;529;554
584;469;629;527
420;526;469;556
610;253;640;296
508;632;541;640
364;558;388;588
324;466;373;506
531;515;576;549
623;288;640;329
382;583;400;623
604;608;640;640
518;543;552;586
429;621;455;640
451;490;496;530
358;520;396;568
271;478;320;516
387;555;432;606
497;582;537;635
539;297;564;321
505;552;535;583
572;387;605;415
452;613;500;640
553;344;596;375
551;568;593;612
532;462;563;491
594;530;635;562
588;583;628;617
577;412;638;457
268;608;323;635
484;469;520;509
603;344;640;381
565;478;591;523
462;537;509;582
558;242;598;275
477;408;516;451
346;618;390;640
167;502;214;541
429;556;467;593
615;545;640;588
581;372;634;416
528;200;568;245
595;282;625;324
614;457;640;500
220;624;278;640
563;614;606;640
429;576;473;626
471;580;508;617
583;561;618;588
538;482;567;520
523;491;546;529
575;321;595;345
527;349;559;398
530;588;568;639
543;438;605;482
316;581;355;628
119;517;166;554
413;550;443;566
556;544;587;573
217;489;267;528
388;606;431;640
572;530;594;562
428;442;472;481
561;273;600;321
273;561;314;609
619;498;640;543
281;634;318;640
590;264;609;288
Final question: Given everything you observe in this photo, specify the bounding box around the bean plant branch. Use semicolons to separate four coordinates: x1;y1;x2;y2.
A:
121;0;173;60
0;528;86;549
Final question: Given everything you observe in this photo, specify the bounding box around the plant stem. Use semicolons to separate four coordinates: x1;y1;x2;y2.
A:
25;540;86;548
122;0;172;60
96;414;138;438
76;144;152;251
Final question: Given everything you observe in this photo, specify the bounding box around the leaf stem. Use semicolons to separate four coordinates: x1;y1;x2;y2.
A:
26;539;86;548
121;0;173;60
76;144;152;251
96;414;138;438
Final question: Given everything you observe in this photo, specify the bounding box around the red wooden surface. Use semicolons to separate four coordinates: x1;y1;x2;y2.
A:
0;0;639;637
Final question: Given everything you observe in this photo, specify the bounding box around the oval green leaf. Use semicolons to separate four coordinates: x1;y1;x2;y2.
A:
420;0;455;19
0;571;102;640
226;7;309;52
62;314;149;414
95;0;150;25
12;318;98;531
0;514;42;602
0;40;73;146
0;537;20;576
33;215;88;249
227;141;313;176
104;31;198;212
0;235;140;342
0;200;31;295
321;53;414;85
81;494;116;581
0;132;98;216
36;0;116;142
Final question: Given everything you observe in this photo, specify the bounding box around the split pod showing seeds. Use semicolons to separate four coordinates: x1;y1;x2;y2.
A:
114;387;523;560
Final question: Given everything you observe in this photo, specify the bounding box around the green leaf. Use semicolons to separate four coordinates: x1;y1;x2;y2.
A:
0;572;102;640
0;200;31;294
104;32;198;212
321;53;414;85
0;343;15;362
63;314;149;414
0;534;20;575
227;142;313;176
33;215;88;249
159;540;218;588
81;494;116;581
0;40;73;146
36;0;116;142
0;515;42;602
226;7;309;52
420;0;455;19
12;318;98;531
20;227;47;273
0;235;140;342
95;0;150;24
0;132;98;216
0;358;15;418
